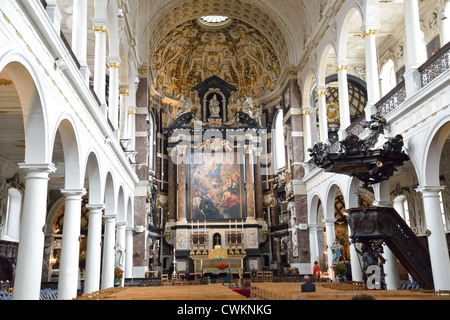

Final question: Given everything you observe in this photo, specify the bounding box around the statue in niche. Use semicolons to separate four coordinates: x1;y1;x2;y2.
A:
115;244;125;269
209;94;221;118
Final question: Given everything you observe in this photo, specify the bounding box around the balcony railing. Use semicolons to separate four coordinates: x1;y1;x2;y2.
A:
419;41;450;87
375;81;407;118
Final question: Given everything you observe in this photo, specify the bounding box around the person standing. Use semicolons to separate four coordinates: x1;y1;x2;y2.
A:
313;261;321;280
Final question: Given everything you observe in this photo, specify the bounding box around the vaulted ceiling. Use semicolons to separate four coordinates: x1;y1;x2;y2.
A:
55;0;414;103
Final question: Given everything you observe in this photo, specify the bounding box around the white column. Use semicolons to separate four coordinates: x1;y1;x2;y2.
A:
115;221;127;286
373;180;401;290
93;24;108;117
308;224;319;269
128;108;137;151
125;227;134;279
302;107;313;159
403;0;426;97
71;0;89;83
108;60;120;133
344;204;364;282
323;218;336;277
336;60;351;140
119;89;130;140
101;214;117;290
316;87;328;142
416;186;450;290
404;0;426;69
362;27;381;121
13;163;56;300
57;189;87;300
84;204;104;294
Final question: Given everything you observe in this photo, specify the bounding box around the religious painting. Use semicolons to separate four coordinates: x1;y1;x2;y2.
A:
427;35;441;59
188;152;244;221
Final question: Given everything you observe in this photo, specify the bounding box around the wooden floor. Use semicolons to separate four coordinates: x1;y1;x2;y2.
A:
250;282;450;300
74;284;247;300
74;282;450;301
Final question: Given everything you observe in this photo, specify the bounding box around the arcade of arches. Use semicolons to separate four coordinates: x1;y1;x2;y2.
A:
0;0;449;301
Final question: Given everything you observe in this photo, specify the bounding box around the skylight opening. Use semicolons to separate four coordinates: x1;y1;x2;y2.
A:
198;15;231;27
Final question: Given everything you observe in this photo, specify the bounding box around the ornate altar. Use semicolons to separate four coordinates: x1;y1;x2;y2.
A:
190;245;246;276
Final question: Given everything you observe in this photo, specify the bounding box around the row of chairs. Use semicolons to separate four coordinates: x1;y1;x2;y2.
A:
0;290;12;300
40;288;58;300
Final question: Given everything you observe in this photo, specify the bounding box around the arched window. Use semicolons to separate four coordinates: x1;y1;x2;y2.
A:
3;188;22;242
273;110;285;170
380;59;396;96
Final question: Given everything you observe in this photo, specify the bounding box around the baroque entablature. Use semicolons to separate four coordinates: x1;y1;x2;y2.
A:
151;18;282;100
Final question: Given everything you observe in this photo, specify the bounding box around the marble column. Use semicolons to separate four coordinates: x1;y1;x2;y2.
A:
323;218;336;277
403;0;426;97
119;89;129;140
416;186;450;290
128;109;137;151
93;24;108;117
125;227;134;279
316;87;328;142
13;163;56;300
254;147;264;221
308;224;320;267
373;180;401;290
58;189;87;300
362;27;380;120
302;107;313;157
177;146;187;223
167;149;177;221
336;60;351;140
108;61;120;133
404;0;426;69
101;214;116;290
245;146;256;222
84;204;104;294
115;221;127;286
71;0;89;83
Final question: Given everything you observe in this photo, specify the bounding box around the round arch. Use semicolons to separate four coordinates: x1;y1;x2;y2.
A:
104;171;117;217
50;117;83;190
422;120;450;187
117;186;126;222
83;150;103;204
0;55;48;164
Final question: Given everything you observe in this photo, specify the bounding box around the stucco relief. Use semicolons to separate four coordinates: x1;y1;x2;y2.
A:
151;19;281;100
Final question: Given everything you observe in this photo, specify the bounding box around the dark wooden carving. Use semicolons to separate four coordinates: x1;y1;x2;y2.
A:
347;207;434;289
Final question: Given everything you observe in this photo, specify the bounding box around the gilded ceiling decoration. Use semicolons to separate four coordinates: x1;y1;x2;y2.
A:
151;18;281;100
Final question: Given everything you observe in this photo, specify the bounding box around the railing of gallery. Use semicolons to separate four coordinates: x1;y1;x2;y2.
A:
419;41;450;87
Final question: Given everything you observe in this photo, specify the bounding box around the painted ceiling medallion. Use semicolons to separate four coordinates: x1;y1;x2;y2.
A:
151;19;281;100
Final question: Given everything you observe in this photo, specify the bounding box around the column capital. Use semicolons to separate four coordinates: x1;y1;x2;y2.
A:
116;221;127;228
336;64;349;72
93;25;108;34
61;188;87;198
323;218;336;225
107;62;121;69
103;214;117;222
19;163;57;179
85;203;105;212
415;185;445;195
361;28;378;39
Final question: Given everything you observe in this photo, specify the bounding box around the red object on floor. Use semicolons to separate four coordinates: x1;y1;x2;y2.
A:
230;287;251;298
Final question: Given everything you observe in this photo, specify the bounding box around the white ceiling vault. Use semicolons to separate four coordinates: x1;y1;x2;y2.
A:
54;0;424;103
